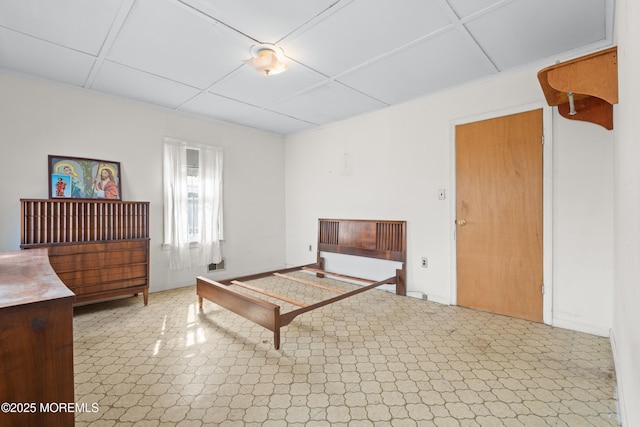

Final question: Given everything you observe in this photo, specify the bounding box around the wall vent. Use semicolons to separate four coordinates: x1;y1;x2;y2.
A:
208;259;225;272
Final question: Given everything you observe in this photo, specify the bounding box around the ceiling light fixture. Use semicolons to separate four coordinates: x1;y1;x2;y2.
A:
244;43;288;76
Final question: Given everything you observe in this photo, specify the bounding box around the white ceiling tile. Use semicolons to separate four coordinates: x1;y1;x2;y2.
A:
210;61;327;107
106;0;250;89
180;92;265;123
179;91;313;134
179;0;339;43
0;0;123;55
338;29;496;105
0;26;95;86
282;0;452;76
269;81;386;125
445;0;508;19
234;109;317;135
466;0;608;70
91;61;201;109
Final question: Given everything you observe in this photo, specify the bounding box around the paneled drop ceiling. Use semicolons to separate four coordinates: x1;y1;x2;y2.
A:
0;0;615;135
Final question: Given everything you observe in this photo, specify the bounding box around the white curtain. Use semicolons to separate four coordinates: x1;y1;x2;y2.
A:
199;144;224;265
163;137;223;269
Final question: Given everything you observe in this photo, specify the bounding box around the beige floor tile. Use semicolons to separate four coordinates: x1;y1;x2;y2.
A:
73;277;620;426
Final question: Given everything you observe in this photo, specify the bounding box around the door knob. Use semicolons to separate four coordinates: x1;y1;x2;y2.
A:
457;219;467;226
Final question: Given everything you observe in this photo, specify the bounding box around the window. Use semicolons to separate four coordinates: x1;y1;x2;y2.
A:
186;148;200;241
163;138;223;270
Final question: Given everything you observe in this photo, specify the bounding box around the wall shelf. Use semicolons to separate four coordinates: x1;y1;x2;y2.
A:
538;47;618;130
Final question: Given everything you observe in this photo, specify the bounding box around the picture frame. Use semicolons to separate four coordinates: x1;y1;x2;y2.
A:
48;155;122;200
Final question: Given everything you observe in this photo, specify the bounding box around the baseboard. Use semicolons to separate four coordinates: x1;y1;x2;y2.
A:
422;294;451;306
609;329;626;426
552;317;611;337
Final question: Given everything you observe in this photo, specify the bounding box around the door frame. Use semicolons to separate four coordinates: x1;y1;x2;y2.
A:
449;102;554;325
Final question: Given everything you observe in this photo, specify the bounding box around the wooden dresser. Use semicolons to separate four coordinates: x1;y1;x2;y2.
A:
20;199;150;305
0;249;75;427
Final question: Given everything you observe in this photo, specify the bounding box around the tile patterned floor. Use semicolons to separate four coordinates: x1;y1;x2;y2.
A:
72;273;619;426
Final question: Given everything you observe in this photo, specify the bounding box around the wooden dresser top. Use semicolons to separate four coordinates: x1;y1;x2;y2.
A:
0;248;75;309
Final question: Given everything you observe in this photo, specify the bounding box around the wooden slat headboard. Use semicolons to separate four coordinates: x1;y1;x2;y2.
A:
317;219;406;263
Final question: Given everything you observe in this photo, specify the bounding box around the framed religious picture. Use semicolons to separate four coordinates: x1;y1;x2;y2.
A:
48;155;122;200
51;173;72;198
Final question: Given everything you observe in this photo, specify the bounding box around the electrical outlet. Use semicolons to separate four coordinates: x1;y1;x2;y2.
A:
308;244;313;252
421;257;428;268
438;189;446;200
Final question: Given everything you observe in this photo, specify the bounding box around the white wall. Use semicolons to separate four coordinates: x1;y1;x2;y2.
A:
285;63;614;336
0;73;287;292
552;113;614;335
613;0;640;424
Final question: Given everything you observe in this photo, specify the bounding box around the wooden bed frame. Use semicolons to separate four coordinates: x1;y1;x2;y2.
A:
197;219;406;349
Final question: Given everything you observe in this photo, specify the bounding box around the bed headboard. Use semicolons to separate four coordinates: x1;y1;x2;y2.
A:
317;219;407;295
318;219;406;261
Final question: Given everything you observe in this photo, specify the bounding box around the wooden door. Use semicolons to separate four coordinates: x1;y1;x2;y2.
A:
456;109;543;322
